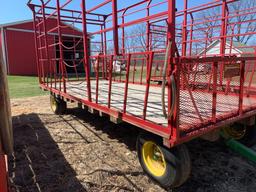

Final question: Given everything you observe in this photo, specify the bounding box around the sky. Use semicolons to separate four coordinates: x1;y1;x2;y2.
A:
0;0;207;25
0;0;32;24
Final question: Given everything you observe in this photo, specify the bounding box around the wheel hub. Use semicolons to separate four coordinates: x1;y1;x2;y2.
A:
50;96;57;112
142;141;167;177
223;124;246;140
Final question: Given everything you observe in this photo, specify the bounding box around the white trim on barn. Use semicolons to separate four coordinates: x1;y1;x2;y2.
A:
0;19;33;28
5;27;83;38
0;19;83;33
198;40;244;57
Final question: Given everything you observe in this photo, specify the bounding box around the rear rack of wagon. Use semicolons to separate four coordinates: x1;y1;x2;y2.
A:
28;0;256;188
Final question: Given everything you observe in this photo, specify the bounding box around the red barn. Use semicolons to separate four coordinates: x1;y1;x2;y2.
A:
0;19;82;76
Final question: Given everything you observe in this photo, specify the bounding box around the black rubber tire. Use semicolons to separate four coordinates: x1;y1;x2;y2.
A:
223;123;256;147
238;124;256;147
50;94;67;115
136;132;191;189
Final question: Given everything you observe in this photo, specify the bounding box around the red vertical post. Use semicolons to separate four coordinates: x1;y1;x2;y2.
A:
145;1;152;80
42;1;51;87
121;9;127;55
146;1;152;52
31;6;42;84
100;25;105;79
122;14;125;55
119;59;122;82
239;60;245;115
212;62;217;123
189;13;194;57
103;21;107;79
140;58;144;84
133;59;136;83
247;49;256;94
225;25;234;94
56;0;66;93
123;54;131;113
204;31;209;57
167;0;179;139
143;52;154;119
181;0;188;57
153;60;157;77
95;55;100;103
81;0;92;101
181;0;188;90
219;0;228;86
37;20;46;84
108;55;114;108
112;0;119;55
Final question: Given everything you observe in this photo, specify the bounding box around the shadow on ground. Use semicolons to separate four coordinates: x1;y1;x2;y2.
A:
9;113;86;192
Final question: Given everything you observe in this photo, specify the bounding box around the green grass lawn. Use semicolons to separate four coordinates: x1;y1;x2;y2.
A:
7;76;47;99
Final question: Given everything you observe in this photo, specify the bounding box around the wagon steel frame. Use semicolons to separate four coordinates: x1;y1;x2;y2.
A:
27;0;256;148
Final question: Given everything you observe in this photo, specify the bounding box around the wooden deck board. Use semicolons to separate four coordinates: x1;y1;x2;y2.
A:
58;80;256;130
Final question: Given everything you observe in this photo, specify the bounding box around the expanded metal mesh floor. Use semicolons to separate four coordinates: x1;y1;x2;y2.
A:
57;80;256;131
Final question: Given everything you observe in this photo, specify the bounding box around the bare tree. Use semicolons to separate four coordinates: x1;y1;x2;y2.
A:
128;23;166;52
196;0;256;45
230;0;256;44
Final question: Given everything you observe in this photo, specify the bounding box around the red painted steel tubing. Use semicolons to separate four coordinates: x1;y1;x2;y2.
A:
212;62;218;123
167;0;177;136
123;54;131;113
143;52;154;119
56;0;66;93
81;0;92;101
87;0;112;13
181;0;188;57
248;50;256;94
219;0;228;86
132;59;136;83
31;8;42;84
37;18;46;84
95;55;100;103
112;0;119;55
108;55;114;108
239;61;245;115
140;58;145;84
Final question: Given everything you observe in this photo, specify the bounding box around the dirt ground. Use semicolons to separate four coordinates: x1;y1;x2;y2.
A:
8;95;256;192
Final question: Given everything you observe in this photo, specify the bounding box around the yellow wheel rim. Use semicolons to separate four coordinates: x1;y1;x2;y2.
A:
223;125;246;140
142;141;167;177
50;96;57;112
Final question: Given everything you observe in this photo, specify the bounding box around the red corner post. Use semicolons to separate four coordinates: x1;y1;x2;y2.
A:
112;0;119;55
56;0;66;93
81;0;92;101
0;147;8;192
167;0;179;140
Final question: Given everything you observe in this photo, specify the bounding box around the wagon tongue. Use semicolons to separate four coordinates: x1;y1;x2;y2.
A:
221;133;256;164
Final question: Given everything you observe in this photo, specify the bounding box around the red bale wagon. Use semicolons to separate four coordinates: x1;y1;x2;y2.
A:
28;0;256;189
